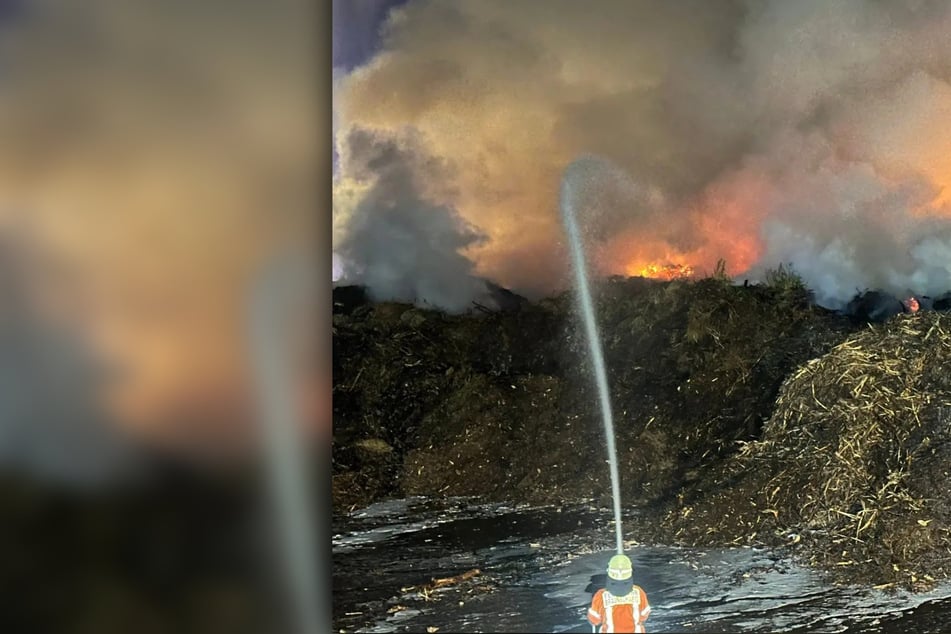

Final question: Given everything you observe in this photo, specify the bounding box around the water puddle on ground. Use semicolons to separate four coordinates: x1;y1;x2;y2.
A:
333;498;951;633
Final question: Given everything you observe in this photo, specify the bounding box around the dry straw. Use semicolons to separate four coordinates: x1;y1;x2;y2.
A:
735;312;951;585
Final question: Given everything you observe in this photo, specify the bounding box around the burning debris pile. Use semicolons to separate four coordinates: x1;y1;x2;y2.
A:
844;290;951;323
657;311;951;588
333;274;951;588
333;273;853;508
845;291;910;323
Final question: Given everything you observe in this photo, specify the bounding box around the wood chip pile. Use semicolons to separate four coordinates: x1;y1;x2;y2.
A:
701;312;951;587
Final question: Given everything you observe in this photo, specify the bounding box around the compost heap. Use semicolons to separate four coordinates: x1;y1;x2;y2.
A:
657;311;951;589
332;275;951;587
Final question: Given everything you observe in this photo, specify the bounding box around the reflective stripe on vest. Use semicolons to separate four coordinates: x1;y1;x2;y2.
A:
602;589;639;633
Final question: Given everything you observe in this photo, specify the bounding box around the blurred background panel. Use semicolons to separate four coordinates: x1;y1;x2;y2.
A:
0;1;326;632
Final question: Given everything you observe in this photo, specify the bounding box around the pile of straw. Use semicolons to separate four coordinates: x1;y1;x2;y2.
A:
737;312;951;585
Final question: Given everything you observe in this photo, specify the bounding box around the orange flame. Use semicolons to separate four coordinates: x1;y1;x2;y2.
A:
626;261;695;280
602;168;769;282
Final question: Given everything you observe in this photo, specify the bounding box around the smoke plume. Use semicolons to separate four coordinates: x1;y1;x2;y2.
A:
0;225;133;485
334;0;951;308
0;0;317;453
334;129;488;312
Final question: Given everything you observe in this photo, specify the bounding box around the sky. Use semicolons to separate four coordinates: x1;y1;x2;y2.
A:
0;0;319;475
333;0;951;311
333;0;408;72
331;0;408;182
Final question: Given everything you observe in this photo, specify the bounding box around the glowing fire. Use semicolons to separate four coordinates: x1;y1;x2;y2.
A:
626;261;695;280
595;168;768;284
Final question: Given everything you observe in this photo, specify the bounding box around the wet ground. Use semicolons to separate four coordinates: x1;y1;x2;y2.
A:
333;497;951;633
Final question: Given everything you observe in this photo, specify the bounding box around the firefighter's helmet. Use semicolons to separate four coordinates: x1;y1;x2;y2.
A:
607;554;633;580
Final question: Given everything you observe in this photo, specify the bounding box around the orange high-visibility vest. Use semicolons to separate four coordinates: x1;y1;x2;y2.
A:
587;586;651;633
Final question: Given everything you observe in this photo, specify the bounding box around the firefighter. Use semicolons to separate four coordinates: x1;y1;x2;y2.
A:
587;554;651;633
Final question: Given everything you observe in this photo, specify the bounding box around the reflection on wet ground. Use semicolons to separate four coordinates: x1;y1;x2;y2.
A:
333;498;951;633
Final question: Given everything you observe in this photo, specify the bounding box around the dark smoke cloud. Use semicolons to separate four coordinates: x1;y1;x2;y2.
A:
334;0;951;309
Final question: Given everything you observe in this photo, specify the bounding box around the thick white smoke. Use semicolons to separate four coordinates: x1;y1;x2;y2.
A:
334;0;951;309
333;129;488;312
724;127;951;306
0;225;134;486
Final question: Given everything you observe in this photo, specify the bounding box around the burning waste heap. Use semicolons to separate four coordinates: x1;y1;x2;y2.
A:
845;289;951;323
330;0;951;595
333;270;951;589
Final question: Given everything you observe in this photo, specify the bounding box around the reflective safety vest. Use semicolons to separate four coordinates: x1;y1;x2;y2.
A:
587;586;651;633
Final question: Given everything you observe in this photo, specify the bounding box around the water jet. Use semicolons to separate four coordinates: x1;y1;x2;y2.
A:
559;158;624;554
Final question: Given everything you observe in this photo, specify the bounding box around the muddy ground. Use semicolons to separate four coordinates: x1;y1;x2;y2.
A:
332;276;951;589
